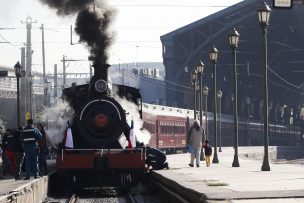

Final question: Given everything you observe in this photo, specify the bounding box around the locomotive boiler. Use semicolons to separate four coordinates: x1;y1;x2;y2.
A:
53;63;146;192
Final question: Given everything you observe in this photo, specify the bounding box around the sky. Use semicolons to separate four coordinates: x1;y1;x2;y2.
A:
0;0;243;74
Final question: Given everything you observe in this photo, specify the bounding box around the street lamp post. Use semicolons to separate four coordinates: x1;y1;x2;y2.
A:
217;90;222;152
246;97;251;146
229;28;240;167
28;74;33;118
209;46;219;164
258;2;271;171
191;69;198;120
196;60;206;161
196;82;200;118
196;60;204;127
14;61;22;127
203;86;209;139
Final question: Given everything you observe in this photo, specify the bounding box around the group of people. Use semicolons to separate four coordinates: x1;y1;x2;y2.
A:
0;119;48;180
188;120;212;167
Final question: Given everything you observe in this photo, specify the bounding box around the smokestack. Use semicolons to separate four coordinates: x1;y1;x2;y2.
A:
88;63;110;96
92;63;109;82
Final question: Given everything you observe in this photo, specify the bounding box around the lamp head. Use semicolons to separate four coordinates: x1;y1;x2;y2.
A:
203;86;209;95
14;61;22;76
196;60;204;74
191;69;197;81
257;2;271;26
217;90;223;99
209;46;218;63
229;28;240;48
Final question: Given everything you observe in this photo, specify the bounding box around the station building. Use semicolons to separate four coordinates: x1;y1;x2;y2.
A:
161;0;304;125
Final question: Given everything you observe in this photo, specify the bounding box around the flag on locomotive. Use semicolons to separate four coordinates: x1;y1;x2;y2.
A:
128;119;136;148
64;120;74;149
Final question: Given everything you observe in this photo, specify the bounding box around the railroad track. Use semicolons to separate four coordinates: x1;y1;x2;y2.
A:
126;191;137;203
67;194;79;203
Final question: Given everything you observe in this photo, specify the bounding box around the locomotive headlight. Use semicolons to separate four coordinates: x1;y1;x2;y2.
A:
95;79;108;93
95;114;108;127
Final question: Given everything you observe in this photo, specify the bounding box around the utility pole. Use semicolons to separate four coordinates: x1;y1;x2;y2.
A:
61;56;88;88
93;0;96;13
62;55;66;88
41;24;47;106
54;64;58;99
21;16;36;121
89;64;93;78
20;47;26;126
21;16;36;77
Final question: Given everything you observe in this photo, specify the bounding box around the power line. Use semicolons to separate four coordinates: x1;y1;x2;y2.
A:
0;34;19;46
111;4;245;8
268;67;300;89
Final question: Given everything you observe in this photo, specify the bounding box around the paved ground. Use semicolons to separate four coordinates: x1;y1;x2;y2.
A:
0;159;56;198
153;146;304;203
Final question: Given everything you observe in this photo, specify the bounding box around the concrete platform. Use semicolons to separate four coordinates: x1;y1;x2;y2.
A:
0;160;55;203
1;148;304;203
151;146;304;203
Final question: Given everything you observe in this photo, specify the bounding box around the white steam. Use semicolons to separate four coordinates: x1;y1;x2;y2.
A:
39;100;74;147
114;95;151;145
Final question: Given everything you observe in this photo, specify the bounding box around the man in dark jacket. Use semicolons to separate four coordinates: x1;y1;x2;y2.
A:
12;128;24;180
145;147;169;170
21;119;42;180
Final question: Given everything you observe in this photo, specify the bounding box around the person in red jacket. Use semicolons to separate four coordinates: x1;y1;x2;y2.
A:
2;129;15;176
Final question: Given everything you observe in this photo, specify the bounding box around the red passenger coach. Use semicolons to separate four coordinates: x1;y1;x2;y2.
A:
142;104;194;153
141;103;303;153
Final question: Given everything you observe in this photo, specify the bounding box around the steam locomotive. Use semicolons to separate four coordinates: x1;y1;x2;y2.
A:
53;64;145;191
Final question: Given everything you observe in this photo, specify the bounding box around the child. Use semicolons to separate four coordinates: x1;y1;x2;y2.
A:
202;139;212;167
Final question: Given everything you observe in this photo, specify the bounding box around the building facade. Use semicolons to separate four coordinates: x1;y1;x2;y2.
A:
161;0;304;125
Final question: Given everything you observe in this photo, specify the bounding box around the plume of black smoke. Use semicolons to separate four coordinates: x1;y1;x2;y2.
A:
75;9;112;65
38;0;114;65
39;0;92;15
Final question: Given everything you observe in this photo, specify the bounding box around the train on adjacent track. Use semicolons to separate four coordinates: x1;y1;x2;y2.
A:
141;103;304;154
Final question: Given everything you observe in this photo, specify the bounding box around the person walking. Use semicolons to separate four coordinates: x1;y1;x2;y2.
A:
37;123;48;176
188;120;204;167
21;119;42;180
202;139;212;167
12;128;24;180
2;129;15;176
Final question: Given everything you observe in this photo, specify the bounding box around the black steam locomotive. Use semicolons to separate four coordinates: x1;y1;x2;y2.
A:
53;64;145;191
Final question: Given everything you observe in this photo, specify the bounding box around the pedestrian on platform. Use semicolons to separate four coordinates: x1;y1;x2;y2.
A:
12;128;24;180
2;129;15;176
37;123;48;176
188;120;204;167
21;119;42;180
202;139;212;167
